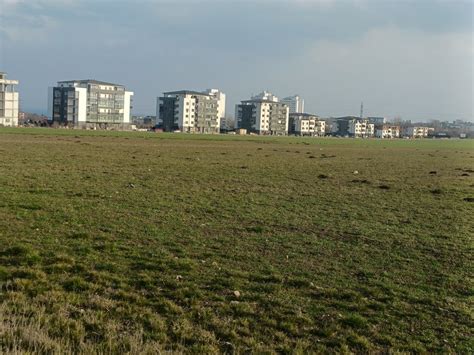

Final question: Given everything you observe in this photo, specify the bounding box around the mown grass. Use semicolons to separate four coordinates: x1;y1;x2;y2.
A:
0;128;473;353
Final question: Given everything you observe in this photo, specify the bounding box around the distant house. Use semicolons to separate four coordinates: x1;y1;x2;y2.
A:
289;113;325;136
375;125;400;138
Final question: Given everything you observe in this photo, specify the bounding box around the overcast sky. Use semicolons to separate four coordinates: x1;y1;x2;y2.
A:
0;0;472;120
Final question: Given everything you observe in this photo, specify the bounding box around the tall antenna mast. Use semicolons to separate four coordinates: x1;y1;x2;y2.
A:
360;101;364;118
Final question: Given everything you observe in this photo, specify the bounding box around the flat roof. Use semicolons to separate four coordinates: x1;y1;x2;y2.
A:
240;99;285;104
58;79;124;87
163;90;210;96
289;112;319;117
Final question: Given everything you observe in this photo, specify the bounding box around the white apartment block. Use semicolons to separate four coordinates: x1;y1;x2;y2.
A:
235;93;289;135
289;113;325;136
402;126;430;138
349;119;375;138
0;72;19;127
281;95;304;114
376;125;400;138
204;89;226;130
48;79;133;129
156;90;223;133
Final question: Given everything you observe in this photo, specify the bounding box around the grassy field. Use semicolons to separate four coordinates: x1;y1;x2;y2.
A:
0;128;473;353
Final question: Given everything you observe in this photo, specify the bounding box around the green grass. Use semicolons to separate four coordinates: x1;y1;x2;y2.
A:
0;128;473;353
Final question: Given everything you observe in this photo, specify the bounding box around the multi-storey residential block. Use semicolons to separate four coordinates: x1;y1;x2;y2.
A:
235;93;289;135
332;117;374;137
402;126;430;138
0;72;19;127
349;119;374;138
375;124;400;138
156;90;223;133
48;79;133;129
289;113;325;136
281;95;304;114
204;89;226;128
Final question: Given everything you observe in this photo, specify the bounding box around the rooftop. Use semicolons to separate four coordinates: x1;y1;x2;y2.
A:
58;79;124;87
163;90;211;96
241;99;287;104
289;112;319;117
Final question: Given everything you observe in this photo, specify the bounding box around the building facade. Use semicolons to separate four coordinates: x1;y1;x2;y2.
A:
235;93;289;135
48;80;133;129
289;113;325;136
375;124;400;138
402;126;430;138
0;72;19;127
333;116;374;137
203;89;226;130
349;120;374;137
156;90;223;133
281;95;304;114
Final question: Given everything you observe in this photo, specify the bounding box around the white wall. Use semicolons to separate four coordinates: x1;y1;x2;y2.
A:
76;87;88;123
123;91;133;124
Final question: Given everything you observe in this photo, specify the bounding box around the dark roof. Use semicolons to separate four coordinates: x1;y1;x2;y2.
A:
57;79;124;87
335;116;361;120
289;112;320;118
163;90;210;96
240;99;286;104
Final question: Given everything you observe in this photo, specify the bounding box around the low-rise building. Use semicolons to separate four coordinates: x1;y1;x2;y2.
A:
402;126;430;138
0;72;19;127
375;124;400;138
48;79;133;129
235;92;289;135
156;90;224;133
289;113;325;136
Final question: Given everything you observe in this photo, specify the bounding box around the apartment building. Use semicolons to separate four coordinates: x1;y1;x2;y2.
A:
349;119;374;138
402;126;430;138
235;92;289;135
281;95;304;114
332;116;374;137
375;124;400;138
289;113;325;136
48;79;133;129
0;72;19;127
204;89;226;130
156;90;223;133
